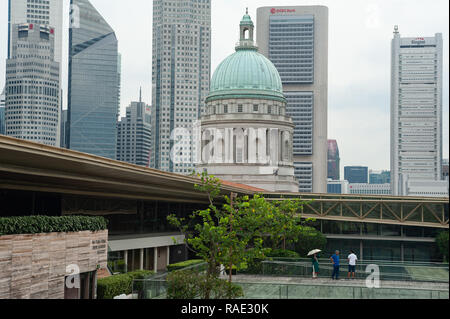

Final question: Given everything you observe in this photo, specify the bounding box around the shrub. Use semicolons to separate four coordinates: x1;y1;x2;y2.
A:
166;269;202;299
0;215;108;235
97;270;153;299
166;259;204;272
166;269;243;299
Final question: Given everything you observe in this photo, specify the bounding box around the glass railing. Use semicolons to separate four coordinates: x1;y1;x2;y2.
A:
131;279;449;300
130;259;448;299
259;260;449;283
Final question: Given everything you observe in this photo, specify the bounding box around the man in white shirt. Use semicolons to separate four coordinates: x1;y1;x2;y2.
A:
347;250;358;279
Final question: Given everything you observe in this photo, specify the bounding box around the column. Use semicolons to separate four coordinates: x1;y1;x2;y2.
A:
166;246;170;267
360;240;363;261
153;247;158;273
124;250;128;273
140;248;144;270
401;242;404;262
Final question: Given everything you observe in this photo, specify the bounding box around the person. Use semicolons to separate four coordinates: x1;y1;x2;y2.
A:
311;253;319;279
347;250;358;279
330;250;340;280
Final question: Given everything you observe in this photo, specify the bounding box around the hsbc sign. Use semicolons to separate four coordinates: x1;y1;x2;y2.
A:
270;8;296;14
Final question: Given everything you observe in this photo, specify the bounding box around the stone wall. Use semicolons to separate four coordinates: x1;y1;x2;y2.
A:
0;230;108;299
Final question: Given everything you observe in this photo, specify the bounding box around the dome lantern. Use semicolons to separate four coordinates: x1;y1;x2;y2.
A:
238;8;256;50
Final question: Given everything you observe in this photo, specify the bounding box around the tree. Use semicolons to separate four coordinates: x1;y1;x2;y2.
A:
435;231;449;262
293;226;327;257
167;172;310;298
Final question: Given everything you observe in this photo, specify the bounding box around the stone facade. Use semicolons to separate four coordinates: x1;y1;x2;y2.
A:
0;230;107;299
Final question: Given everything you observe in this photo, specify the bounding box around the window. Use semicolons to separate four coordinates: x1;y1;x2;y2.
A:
238;105;243;113
253;105;258;112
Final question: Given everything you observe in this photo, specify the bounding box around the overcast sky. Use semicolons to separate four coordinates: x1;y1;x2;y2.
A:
0;0;448;175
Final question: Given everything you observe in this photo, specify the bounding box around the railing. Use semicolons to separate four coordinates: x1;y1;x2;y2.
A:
131;279;448;299
130;259;448;299
260;259;449;283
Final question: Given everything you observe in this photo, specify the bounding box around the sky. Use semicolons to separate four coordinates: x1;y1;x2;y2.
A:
0;0;448;176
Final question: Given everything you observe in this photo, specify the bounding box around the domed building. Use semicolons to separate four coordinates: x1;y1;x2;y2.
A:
196;11;298;192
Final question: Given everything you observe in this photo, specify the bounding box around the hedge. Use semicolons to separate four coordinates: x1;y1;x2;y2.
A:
97;270;154;299
0;216;108;236
167;259;204;272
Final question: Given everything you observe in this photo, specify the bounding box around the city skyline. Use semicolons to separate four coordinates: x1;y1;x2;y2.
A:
0;0;448;174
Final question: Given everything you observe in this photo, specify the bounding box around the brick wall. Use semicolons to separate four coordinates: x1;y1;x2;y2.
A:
0;230;108;299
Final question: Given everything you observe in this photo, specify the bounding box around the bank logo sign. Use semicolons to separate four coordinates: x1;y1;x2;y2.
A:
270;8;296;14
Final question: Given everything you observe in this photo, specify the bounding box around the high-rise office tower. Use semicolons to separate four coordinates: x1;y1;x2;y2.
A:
344;166;368;184
117;89;152;167
7;0;63;145
327;139;340;180
8;0;63;62
390;27;443;196
256;6;328;193
369;170;391;184
5;23;60;146
0;88;5;135
67;0;119;159
151;0;211;174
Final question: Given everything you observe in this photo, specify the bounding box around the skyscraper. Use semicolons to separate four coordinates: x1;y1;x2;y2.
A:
0;88;5;135
5;23;60;146
67;0;119;159
369;170;391;184
390;27;443;196
117;89;152;167
151;0;211;174
7;0;63;145
344;166;368;184
327;139;340;180
256;6;328;193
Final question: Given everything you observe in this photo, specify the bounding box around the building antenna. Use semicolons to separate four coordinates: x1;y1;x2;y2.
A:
139;86;142;103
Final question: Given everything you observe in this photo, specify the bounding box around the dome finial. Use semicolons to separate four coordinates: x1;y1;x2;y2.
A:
246;7;248;15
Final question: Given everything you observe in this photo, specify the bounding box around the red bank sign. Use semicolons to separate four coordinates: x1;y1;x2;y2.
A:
270;8;296;14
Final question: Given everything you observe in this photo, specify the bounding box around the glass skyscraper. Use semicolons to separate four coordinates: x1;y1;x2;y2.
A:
151;0;211;174
344;166;369;184
67;0;119;159
327;139;340;180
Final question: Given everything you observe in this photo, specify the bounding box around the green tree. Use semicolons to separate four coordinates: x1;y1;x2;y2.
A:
293;226;327;257
435;231;449;262
167;172;310;298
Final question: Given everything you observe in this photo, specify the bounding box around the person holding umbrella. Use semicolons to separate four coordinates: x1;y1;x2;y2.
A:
307;249;321;279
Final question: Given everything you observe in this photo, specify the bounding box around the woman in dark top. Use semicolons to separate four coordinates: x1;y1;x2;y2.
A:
312;253;319;279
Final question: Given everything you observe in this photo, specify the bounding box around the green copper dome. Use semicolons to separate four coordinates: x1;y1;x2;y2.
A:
206;12;285;103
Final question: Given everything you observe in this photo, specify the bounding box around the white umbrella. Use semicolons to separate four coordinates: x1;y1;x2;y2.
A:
307;249;322;256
